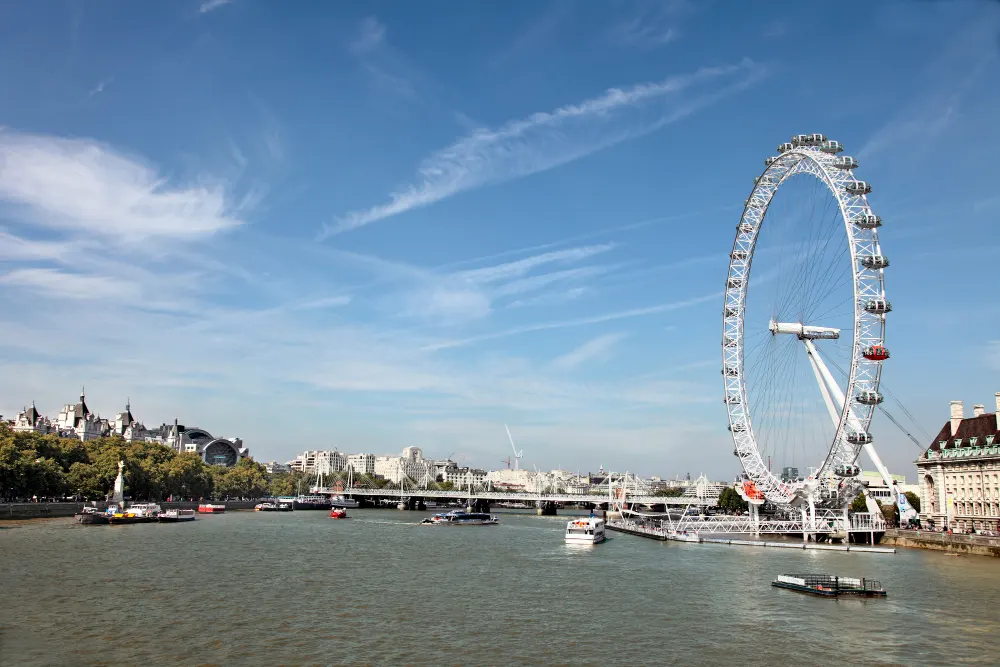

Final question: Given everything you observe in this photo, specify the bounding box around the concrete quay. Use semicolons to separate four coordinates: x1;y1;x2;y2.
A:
881;529;1000;557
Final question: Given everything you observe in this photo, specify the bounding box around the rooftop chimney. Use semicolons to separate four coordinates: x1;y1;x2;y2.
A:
950;400;964;437
973;404;986;418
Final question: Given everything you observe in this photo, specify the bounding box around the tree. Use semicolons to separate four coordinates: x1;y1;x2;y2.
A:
880;501;899;527
904;491;921;513
717;487;748;513
850;492;869;512
654;487;685;497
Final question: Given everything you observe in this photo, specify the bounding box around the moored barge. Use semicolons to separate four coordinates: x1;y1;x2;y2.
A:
772;574;887;598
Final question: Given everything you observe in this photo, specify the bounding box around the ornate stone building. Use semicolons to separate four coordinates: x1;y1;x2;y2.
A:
916;393;1000;532
12;402;52;435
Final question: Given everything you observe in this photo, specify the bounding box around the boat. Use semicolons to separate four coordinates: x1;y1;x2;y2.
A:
254;501;293;512
772;574;887;598
420;511;499;526
75;506;108;525
158;508;196;522
667;530;701;543
329;507;348;519
331;495;359;509
292;495;332;511
564;516;606;544
108;502;163;524
197;503;226;514
397;502;407;511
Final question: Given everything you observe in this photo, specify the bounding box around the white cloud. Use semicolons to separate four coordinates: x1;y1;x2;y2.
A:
457;244;615;284
425;291;722;350
0;268;139;301
199;0;233;14
552;333;626;371
0;130;245;241
292;295;352;310
321;59;766;236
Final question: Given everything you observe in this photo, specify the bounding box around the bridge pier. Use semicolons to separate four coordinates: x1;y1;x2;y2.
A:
537;501;558;516
466;498;491;513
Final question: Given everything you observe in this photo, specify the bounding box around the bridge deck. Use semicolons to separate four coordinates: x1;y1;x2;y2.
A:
313;487;703;506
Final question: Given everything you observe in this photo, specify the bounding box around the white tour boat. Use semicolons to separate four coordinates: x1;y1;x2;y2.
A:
331;495;359;509
564;516;606;544
666;530;700;543
420;511;499;526
158;508;196;522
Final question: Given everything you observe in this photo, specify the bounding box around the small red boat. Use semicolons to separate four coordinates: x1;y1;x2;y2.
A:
197;503;226;514
329;508;348;519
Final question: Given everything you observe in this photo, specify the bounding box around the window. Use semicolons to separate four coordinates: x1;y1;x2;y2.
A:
971;437;979;446
986;436;995;446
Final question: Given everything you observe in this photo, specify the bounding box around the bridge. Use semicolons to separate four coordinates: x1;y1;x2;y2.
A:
313;486;701;506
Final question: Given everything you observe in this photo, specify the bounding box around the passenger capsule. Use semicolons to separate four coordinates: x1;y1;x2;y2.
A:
791;134;811;146
727;277;743;289
739;222;754;234
860;255;890;270
724;395;741;404
808;133;827;144
723;365;739;376
728;423;746;433
723;336;737;347
765;156;779;167
856;391;884;405
725;306;739;317
845;180;872;195
777;142;794;153
833;464;861;477
864;298;892;314
819;140;844;154
730;250;748;260
852;213;882;229
846;431;873;445
863;345;890;361
832;156;858;170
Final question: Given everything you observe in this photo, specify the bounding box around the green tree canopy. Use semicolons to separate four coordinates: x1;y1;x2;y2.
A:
717;486;748;513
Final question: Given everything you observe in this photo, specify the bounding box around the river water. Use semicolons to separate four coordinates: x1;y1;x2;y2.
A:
1;509;998;666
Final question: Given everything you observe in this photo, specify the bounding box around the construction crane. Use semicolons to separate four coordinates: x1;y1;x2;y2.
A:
500;456;511;469
505;424;523;470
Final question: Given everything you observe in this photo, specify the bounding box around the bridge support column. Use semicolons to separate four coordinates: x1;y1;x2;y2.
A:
750;503;760;537
468;498;490;513
537;501;557;516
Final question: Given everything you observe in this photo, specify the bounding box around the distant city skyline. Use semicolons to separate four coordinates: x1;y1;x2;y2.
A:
2;1;999;479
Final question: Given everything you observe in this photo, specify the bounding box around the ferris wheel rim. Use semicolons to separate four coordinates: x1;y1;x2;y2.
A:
722;136;888;507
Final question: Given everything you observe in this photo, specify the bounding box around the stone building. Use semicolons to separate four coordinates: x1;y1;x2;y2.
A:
12;402;52;435
54;390;107;441
916;393;1000;532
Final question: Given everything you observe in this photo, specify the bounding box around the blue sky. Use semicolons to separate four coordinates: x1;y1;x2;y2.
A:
1;0;998;480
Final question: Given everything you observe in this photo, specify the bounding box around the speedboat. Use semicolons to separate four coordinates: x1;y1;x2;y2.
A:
158;508;196;522
667;530;700;543
420;511;499;526
329;507;348;519
564;516;606;544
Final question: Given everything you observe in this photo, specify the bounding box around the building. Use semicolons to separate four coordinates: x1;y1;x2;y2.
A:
916;393;1000;532
112;401;148;442
262;461;292;474
53;390;107;441
781;467;800;482
153;418;249;467
288;450;347;475
12;402;53;435
858;470;917;506
347;453;375;476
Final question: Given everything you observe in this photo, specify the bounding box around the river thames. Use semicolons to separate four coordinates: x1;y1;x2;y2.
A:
2;510;999;666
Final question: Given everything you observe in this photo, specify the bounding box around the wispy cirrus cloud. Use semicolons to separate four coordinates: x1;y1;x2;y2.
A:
0;268;139;301
608;1;693;47
552;333;627;371
425;291;722;351
199;0;233;14
320;58;767;237
0;130;246;241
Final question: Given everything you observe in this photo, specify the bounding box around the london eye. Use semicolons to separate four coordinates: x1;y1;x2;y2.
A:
722;134;891;511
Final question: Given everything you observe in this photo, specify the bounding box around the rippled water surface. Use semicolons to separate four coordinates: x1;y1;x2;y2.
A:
2;510;999;666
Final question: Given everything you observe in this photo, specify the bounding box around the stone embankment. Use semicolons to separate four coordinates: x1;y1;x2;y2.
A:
0;500;260;520
882;529;1000;557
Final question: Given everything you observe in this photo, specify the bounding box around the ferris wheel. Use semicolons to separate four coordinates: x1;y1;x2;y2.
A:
723;134;890;509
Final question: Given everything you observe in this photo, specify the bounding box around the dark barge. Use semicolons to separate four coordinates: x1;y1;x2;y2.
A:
772;574;887;598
